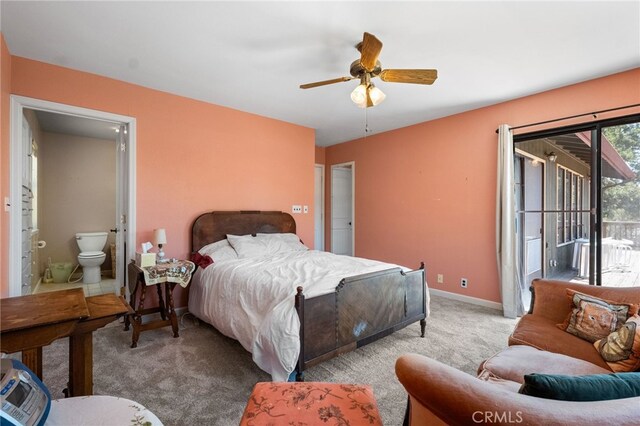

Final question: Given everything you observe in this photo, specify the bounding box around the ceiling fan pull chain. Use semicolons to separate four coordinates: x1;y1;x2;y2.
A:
364;107;370;137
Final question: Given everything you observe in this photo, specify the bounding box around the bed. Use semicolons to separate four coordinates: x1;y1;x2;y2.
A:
188;210;429;381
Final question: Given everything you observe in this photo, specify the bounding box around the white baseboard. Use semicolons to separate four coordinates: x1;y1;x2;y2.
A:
429;288;503;311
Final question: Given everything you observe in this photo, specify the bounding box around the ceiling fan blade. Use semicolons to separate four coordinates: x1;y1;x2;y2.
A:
359;32;383;72
379;69;438;85
299;76;354;89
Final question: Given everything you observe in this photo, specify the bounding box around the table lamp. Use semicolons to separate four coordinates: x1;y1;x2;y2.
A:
154;228;167;262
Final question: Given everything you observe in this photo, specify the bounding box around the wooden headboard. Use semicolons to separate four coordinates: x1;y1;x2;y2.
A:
191;210;296;252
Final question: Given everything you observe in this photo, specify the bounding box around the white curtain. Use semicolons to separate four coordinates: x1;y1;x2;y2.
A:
496;124;524;318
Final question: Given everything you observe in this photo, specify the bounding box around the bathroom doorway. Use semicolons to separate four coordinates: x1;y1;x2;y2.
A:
9;96;136;297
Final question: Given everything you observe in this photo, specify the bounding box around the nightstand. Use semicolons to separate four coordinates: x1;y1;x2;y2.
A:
125;259;195;348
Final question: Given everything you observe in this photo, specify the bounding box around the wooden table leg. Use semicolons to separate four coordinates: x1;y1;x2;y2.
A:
156;284;167;320
68;332;93;397
21;347;43;379
124;282;138;332
131;284;147;348
167;283;179;338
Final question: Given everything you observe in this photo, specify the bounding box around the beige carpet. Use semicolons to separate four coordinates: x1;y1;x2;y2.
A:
40;295;517;425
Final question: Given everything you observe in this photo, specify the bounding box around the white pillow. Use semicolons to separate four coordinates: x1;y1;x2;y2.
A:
226;234;269;258
198;239;239;262
256;233;308;252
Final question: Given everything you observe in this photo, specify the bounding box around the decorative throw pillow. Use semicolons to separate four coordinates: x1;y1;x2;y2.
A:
190;252;214;269
594;315;640;372
519;372;640;401
557;290;639;343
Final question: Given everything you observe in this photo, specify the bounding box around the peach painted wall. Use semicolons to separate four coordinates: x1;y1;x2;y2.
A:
315;146;325;165
325;68;640;304
0;34;12;297
1;55;315;305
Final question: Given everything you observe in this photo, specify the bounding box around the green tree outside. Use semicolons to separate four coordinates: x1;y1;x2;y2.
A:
602;123;640;221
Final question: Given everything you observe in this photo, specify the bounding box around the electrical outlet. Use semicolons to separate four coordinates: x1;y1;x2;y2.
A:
303;205;309;214
461;278;468;288
437;274;444;284
292;205;302;214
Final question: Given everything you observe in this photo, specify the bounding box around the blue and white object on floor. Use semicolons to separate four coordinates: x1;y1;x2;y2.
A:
1;358;163;426
1;358;51;426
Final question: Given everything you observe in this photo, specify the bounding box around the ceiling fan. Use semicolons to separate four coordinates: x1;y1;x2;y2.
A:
300;32;438;108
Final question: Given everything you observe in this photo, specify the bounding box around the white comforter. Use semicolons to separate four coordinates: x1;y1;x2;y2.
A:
188;250;430;381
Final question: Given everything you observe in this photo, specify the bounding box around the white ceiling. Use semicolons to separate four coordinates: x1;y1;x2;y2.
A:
2;1;639;146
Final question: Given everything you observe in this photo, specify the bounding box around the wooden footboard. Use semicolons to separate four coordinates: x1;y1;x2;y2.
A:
294;263;427;381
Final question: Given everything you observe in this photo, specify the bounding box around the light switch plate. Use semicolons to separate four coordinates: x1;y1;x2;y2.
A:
292;205;302;214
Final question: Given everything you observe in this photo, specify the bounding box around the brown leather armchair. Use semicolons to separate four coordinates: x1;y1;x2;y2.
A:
395;353;640;426
509;279;640;369
396;279;640;425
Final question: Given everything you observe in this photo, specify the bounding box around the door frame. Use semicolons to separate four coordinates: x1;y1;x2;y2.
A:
330;161;355;255
9;95;137;297
314;163;325;251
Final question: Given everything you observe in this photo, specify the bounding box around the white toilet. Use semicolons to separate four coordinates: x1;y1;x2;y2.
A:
75;232;108;284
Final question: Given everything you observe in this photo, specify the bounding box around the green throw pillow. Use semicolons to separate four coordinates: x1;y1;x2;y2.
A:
519;373;640;401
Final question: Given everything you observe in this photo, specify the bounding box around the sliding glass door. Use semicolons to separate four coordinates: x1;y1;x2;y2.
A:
600;122;640;287
514;116;639;306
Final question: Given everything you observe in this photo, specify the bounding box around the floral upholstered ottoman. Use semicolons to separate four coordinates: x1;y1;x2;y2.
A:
240;382;383;425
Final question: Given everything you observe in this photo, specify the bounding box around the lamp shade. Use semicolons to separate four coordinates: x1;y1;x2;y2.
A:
350;84;367;107
368;85;386;106
153;228;167;245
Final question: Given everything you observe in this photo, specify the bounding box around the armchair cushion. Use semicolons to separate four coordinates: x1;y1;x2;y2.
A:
509;314;610;369
519;372;640;401
479;345;610;384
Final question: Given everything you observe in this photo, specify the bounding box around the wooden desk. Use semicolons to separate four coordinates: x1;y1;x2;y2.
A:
1;288;89;378
0;288;130;397
68;293;131;396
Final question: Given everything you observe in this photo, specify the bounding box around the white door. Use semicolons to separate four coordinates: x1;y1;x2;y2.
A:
114;124;129;295
314;165;324;251
21;116;34;295
331;164;353;256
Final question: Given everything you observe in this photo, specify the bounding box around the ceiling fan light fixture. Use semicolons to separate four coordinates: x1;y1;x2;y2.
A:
300;32;438;110
368;84;385;106
351;83;368;107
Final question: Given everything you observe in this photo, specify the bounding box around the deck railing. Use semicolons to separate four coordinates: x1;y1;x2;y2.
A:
603;221;640;248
